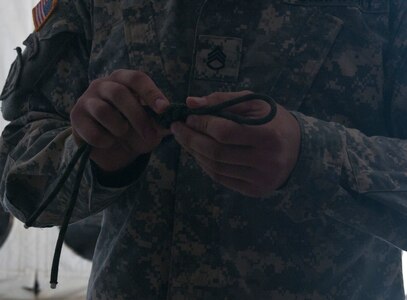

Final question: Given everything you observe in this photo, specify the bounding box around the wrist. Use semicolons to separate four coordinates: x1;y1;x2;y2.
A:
91;153;151;188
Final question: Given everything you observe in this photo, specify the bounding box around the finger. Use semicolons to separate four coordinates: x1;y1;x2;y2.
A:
187;91;274;139
185;114;272;146
83;95;130;138
93;80;156;140
108;69;170;113
187;90;271;117
71;102;116;148
171;122;255;167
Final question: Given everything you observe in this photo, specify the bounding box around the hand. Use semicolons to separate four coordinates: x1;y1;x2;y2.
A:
171;91;301;197
70;70;170;172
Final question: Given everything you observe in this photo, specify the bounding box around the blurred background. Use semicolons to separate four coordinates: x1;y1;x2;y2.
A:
0;1;93;299
0;1;407;299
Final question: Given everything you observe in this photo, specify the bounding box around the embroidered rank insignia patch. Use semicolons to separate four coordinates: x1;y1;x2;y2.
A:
194;35;242;83
32;0;58;32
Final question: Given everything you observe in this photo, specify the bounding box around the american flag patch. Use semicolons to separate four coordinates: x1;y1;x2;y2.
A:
32;0;58;32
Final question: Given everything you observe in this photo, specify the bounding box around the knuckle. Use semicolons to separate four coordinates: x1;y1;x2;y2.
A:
128;70;146;82
109;69;126;78
89;78;105;89
143;88;162;102
108;82;123;94
108;84;127;102
93;102;110;120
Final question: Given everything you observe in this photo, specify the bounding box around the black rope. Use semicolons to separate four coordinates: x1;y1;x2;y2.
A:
49;144;90;288
24;143;90;228
23;93;277;288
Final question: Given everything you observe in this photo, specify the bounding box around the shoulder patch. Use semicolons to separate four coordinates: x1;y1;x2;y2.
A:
32;0;58;32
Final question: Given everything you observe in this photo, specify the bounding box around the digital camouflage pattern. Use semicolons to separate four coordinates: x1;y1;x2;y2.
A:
1;0;407;299
64;212;102;261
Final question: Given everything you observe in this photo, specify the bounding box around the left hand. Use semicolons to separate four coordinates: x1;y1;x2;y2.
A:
171;91;301;197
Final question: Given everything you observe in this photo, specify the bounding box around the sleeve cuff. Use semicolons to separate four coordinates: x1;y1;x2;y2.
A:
277;112;346;222
90;153;151;188
88;153;150;212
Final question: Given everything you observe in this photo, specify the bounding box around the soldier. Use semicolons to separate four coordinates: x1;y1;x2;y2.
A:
0;0;406;299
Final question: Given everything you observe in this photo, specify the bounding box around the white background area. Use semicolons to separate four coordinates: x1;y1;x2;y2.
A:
0;1;406;299
0;1;91;299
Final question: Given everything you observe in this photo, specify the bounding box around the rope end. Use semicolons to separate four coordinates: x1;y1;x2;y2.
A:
50;282;57;289
24;224;29;229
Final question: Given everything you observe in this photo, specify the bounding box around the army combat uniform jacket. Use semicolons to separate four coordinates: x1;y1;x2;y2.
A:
1;0;407;299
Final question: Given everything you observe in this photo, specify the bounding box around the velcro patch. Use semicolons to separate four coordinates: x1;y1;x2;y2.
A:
32;0;58;32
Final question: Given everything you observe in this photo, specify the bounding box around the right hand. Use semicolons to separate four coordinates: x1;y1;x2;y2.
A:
70;70;170;172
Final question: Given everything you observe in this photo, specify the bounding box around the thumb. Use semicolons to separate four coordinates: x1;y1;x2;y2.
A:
185;96;208;109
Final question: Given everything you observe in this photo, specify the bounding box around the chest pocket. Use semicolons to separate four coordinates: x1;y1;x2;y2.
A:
189;2;343;111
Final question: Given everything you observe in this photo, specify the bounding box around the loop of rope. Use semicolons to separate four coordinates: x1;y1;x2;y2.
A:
23;93;277;288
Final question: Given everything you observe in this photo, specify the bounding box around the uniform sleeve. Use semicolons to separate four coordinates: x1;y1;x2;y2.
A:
279;0;407;250
0;0;131;227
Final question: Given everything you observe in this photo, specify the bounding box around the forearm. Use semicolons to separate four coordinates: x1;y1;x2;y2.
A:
279;113;407;249
0;112;143;227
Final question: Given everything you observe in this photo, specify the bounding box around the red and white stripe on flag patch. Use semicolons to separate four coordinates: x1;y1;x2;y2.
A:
32;0;58;31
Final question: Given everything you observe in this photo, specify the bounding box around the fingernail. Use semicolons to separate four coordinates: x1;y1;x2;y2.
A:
154;98;168;112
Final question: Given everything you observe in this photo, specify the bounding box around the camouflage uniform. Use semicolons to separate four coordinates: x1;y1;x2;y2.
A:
0;0;407;299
